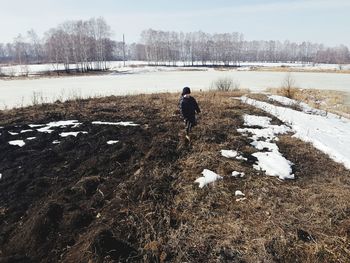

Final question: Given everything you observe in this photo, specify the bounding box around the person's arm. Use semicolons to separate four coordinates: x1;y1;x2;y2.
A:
194;98;200;113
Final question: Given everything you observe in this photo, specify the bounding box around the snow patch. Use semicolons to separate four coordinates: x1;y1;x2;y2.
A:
221;150;238;158
235;190;245;197
92;121;139;126
8;131;19;135
253;152;294;179
243;115;272;127
195;169;223;188
238;114;294;179
20;129;33;133
26;137;36;140
250;141;279;152
37;120;82;133
231;171;245;178
241;96;350;170
221;150;247;161
59;131;88;137
9;140;25;147
238;125;291;142
269;95;328;116
52;140;60;144
107;140;119;145
29;124;45;128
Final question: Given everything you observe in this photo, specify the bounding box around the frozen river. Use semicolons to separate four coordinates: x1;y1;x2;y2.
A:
1;69;350;109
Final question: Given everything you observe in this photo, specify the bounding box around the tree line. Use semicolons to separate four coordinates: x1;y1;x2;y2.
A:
0;17;124;74
131;29;350;66
1;21;350;74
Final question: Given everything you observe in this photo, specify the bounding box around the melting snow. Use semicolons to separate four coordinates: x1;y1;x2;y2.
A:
235;190;245;197
268;95;327;116
238;113;294;180
243;115;272;127
9;140;25;147
20;129;33;133
250;141;279;152
107;140;119;145
59;131;88;137
92;121;139;126
37;120;82;133
195;169;223;188
231;171;245;178
253;152;294;179
221;150;247;161
241;96;350;170
28;124;45;128
221;150;238;158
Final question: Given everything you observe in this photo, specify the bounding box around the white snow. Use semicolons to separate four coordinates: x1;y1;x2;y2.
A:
238;126;290;142
28;124;45;128
195;169;223;188
232;171;245;178
9;140;25;147
238;114;294;179
0;173;2;180
253;152;295;179
20;129;33;133
221;150;247;161
243;115;272;127
2;61;349;77
52;140;60;144
92;121;139;126
221;150;238;158
8;131;19;135
26;137;36;140
250;140;279;152
37;120;82;133
241;96;350;170
107;140;119;145
235;190;245;197
268;95;327;116
236;155;248;161
59;131;88;137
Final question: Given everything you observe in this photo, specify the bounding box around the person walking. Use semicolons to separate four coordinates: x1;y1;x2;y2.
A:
179;87;200;141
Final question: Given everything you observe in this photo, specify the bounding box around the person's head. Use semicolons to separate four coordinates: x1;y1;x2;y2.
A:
182;87;191;96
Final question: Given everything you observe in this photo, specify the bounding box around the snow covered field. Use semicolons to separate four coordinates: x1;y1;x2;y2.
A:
1;68;350;110
241;96;350;170
1;61;350;76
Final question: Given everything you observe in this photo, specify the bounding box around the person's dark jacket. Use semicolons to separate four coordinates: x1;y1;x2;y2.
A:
180;95;200;124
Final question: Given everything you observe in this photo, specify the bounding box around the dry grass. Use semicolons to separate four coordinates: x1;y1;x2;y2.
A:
0;91;350;262
253;66;350;74
267;87;350;117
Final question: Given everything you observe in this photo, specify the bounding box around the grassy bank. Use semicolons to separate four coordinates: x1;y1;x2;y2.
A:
0;92;349;262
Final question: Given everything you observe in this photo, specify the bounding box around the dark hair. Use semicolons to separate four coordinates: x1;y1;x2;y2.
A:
182;87;191;95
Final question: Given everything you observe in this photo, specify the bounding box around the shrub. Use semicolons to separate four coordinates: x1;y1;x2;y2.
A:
212;77;240;91
280;73;298;98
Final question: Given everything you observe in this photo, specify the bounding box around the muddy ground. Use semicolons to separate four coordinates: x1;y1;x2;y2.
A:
0;92;349;263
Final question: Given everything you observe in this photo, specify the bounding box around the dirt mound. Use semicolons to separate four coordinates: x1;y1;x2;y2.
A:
1;92;350;262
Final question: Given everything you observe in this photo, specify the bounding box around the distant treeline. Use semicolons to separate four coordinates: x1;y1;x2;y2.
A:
132;29;350;66
0;17;125;74
0;18;350;73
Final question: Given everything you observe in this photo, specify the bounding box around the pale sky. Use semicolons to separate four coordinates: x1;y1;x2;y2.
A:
0;0;349;47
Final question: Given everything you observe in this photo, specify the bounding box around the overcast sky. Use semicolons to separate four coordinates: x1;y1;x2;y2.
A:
0;0;349;47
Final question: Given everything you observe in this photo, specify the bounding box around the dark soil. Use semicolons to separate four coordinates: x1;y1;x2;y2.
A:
0;92;349;262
